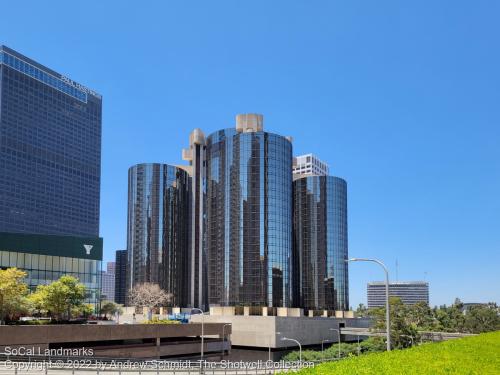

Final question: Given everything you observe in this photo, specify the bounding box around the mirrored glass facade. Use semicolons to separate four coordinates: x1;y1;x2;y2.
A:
0;46;102;237
206;129;293;307
127;164;190;307
293;176;349;311
0;45;103;310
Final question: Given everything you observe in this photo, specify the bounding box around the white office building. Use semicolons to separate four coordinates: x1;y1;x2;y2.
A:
293;154;329;177
367;281;429;308
101;262;116;302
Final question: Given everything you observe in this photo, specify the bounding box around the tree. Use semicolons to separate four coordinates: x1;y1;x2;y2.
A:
27;289;48;317
434;303;466;332
355;303;370;318
73;303;94;318
0;268;30;324
370;297;419;349
128;283;171;320
464;305;500;333
100;300;123;320
31;275;87;321
406;302;436;330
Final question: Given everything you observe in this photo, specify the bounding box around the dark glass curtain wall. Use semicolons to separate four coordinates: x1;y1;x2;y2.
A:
293;176;349;311
206;129;293;307
127;164;190;307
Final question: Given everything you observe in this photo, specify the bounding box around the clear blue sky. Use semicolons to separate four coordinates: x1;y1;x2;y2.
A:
2;1;499;308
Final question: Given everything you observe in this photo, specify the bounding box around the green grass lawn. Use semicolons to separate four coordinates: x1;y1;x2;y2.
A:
293;331;500;375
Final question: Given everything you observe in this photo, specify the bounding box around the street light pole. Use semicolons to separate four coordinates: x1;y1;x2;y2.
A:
192;308;205;360
346;258;391;351
222;324;231;356
329;328;341;358
281;337;302;362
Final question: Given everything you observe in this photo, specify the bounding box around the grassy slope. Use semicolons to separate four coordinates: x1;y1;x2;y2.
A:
294;331;500;375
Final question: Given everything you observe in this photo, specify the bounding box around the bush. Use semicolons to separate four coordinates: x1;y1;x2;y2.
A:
292;331;500;375
142;317;180;325
282;337;386;362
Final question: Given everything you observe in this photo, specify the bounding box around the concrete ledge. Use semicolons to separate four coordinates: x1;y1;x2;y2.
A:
0;323;231;346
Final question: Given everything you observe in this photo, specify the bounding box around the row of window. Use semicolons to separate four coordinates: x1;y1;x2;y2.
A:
0;250;101;275
1;51;88;102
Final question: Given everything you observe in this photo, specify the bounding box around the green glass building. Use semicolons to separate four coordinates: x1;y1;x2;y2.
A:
0;232;103;308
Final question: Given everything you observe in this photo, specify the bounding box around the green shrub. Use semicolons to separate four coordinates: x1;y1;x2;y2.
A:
282;337;385;362
292;331;500;375
142;317;180;325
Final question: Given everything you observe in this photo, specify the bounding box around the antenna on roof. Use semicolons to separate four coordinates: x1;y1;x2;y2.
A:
395;259;399;282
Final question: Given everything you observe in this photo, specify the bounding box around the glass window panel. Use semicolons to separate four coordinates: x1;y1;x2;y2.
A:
72;258;79;273
24;253;32;269
53;257;60;272
0;251;7;266
31;254;39;269
16;253;25;268
39;255;47;270
83;260;88;274
8;252;16;267
45;256;52;271
65;257;73;272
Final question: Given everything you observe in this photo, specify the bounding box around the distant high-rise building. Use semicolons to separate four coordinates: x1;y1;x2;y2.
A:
367;281;429;308
127;164;190;307
115;250;127;305
293;154;329;178
181;129;208;310
293;175;349;311
0;46;102;309
101;262;116;301
205;114;293;307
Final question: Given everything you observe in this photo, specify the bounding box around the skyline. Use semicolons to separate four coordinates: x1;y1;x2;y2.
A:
1;1;499;308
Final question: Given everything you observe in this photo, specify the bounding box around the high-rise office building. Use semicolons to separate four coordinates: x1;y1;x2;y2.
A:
181;129;208;310
293;176;349;311
293;154;329;177
127;164;190;307
367;281;429;308
0;46;102;237
205;114;293;307
124;113;350;311
0;46;102;308
101;262;115;301
115;250;127;305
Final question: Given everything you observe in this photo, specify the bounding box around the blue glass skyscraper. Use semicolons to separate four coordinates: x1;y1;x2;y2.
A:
127;163;190;307
0;46;103;308
0;45;102;237
293;176;349;311
205;114;293;307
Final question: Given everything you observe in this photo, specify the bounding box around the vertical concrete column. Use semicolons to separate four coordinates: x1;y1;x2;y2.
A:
156;337;161;358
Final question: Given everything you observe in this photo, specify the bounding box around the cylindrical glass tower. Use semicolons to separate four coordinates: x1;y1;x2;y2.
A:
205;116;293;307
293;176;349;311
126;163;190;307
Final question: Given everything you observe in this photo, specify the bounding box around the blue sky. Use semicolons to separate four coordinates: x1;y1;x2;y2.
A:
1;1;499;308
